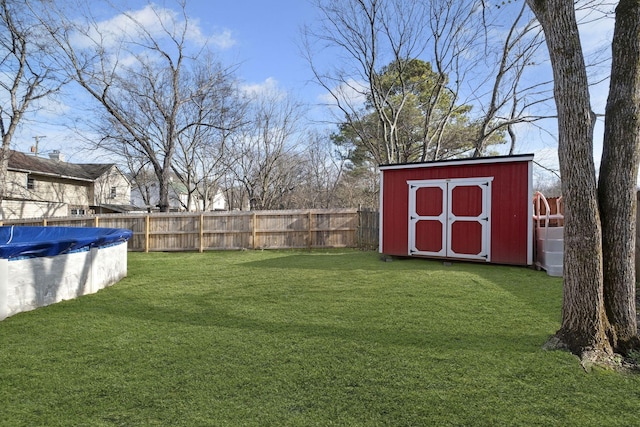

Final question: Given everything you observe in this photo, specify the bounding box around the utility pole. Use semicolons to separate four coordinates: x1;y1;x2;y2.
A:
32;135;45;156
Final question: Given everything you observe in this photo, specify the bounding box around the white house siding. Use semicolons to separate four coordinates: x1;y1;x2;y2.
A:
4;170;28;199
0;200;68;220
4;170;90;206
3;151;135;219
29;175;91;207
92;166;131;206
211;190;226;210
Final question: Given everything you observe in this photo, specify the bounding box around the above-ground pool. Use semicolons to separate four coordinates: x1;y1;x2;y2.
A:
0;226;132;321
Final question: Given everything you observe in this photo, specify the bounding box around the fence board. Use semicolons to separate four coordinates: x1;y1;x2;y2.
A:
357;208;380;249
1;209;380;252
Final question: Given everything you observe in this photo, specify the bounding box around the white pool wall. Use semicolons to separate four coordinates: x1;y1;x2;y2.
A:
0;241;128;321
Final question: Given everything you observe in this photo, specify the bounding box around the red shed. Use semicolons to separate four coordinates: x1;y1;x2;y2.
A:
379;154;534;266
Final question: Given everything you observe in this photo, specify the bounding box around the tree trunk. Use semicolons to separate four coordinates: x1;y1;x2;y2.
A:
158;171;171;213
598;0;640;353
0;139;9;204
157;181;168;212
526;0;611;356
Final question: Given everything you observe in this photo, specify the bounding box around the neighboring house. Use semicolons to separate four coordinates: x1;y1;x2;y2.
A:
171;180;227;212
0;150;134;220
130;176;227;212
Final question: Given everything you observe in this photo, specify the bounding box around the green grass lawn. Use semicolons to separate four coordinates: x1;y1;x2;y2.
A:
1;249;638;426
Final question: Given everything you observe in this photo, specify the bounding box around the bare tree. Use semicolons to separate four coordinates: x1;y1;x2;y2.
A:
38;0;236;212
288;131;346;208
171;60;247;211
303;0;436;165
527;0;640;365
471;2;550;157
0;0;64;206
420;0;483;161
123;144;155;209
229;89;305;211
305;0;559;166
334;163;380;209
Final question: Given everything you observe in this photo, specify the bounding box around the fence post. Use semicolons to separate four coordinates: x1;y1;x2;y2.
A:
359;209;363;247
145;215;150;253
252;212;257;249
199;213;204;253
308;210;313;249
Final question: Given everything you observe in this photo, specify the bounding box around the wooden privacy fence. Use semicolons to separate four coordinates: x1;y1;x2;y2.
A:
357;208;379;250
1;208;380;252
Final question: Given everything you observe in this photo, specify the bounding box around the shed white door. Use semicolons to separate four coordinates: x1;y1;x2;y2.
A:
408;178;492;261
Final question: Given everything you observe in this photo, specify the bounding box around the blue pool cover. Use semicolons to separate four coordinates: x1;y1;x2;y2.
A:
0;226;133;260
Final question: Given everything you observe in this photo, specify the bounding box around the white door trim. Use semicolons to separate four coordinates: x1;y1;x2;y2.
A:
408;180;447;257
408;177;493;262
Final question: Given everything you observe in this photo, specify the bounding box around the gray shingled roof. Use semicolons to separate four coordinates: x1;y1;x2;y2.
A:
7;150;116;181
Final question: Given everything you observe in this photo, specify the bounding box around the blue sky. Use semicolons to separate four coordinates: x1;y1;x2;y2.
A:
183;0;613;185
186;0;319;94
11;0;616;186
14;0;327;160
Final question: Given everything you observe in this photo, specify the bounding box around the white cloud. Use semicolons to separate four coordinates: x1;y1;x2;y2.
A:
71;4;235;51
210;29;236;50
240;77;281;97
318;79;368;109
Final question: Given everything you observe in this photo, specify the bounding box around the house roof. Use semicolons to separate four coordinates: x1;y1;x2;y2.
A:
378;153;535;171
92;203;142;213
7;150;117;182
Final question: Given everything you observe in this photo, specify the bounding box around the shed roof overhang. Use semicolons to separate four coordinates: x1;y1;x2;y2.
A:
379;153;535;171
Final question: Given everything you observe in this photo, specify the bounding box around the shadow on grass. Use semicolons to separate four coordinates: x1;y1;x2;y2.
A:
73;288;551;357
239;251;461;273
465;263;563;325
241;252;562;317
54;250;561;360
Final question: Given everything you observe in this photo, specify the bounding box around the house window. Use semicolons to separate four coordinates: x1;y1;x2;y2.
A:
27;176;35;190
70;208;86;216
110;186;117;199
